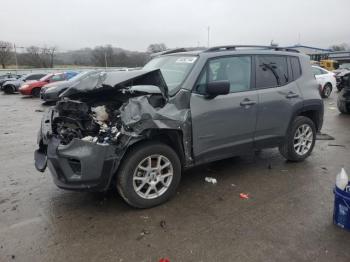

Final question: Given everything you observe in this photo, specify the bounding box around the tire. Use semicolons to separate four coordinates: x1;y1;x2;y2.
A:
3;85;15;94
32;88;40;97
279;116;316;162
321;83;332;98
116;141;181;208
337;89;350;114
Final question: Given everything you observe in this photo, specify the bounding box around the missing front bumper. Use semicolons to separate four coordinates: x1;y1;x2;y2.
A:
36;137;121;191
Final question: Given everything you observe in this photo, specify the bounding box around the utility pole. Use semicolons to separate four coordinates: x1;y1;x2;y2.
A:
13;43;18;71
207;26;210;47
104;52;107;69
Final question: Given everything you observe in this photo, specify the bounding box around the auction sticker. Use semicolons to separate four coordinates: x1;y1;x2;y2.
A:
175;57;197;64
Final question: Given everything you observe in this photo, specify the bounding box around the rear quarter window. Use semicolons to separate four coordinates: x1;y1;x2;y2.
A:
290;57;302;80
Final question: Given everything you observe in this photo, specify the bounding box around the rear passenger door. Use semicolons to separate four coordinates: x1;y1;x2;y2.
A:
254;55;303;148
191;55;258;162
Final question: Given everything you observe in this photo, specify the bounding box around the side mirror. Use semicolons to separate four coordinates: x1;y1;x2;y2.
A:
205;80;230;98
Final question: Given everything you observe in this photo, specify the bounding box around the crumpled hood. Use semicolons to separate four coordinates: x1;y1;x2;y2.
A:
41;80;69;92
60;69;168;100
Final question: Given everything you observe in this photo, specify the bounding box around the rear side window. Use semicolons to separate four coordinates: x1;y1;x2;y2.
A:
320;68;328;74
312;67;324;76
290;57;302;80
256;55;289;89
26;74;43;80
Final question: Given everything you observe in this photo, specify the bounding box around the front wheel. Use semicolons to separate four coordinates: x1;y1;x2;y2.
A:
279;116;316;162
32;88;40;97
116;141;181;208
337;88;350;114
3;85;15;94
321;83;332;98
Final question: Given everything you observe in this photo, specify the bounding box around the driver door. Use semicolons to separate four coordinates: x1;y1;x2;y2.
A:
190;55;258;163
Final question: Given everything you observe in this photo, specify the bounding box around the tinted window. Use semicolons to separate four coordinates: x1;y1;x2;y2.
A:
26;74;43;80
256;56;289;88
196;56;251;94
290;57;302;80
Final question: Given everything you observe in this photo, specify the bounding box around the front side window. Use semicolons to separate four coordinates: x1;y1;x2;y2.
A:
195;56;251;94
256;55;289;89
143;55;197;93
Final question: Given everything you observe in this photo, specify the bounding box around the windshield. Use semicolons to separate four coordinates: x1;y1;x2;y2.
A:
143;55;197;91
40;74;52;81
340;63;350;69
68;71;100;82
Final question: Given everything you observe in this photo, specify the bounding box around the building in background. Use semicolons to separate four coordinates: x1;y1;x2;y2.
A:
287;44;350;64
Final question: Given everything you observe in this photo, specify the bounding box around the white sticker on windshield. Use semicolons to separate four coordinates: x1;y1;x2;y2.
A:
175;57;197;64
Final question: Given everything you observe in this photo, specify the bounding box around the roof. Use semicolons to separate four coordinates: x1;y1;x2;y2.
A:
160;45;303;58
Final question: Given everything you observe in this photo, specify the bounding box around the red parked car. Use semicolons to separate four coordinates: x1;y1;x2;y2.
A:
19;72;77;97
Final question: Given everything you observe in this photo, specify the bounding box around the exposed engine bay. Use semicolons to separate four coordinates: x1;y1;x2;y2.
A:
35;69;193;190
52;92;165;146
46;69;170;146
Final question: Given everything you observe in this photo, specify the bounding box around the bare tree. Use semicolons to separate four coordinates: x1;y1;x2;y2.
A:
0;41;13;68
91;45;114;67
147;43;167;53
48;47;56;68
24;46;43;68
22;46;56;68
329;43;350;51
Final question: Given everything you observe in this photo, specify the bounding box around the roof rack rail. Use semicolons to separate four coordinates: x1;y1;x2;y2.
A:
205;45;299;53
150;48;188;57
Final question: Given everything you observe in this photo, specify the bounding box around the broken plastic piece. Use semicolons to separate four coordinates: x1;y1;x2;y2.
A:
336;168;349;191
239;193;249;199
205;177;217;184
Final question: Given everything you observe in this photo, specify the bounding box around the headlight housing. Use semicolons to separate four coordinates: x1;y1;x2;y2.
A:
20;84;29;89
46;86;57;92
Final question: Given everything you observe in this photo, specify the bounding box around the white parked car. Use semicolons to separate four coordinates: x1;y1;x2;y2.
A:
312;65;336;98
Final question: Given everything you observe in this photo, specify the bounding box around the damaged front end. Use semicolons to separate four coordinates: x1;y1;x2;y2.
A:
34;69;191;191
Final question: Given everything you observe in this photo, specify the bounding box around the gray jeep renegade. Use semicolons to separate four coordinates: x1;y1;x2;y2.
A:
35;45;324;208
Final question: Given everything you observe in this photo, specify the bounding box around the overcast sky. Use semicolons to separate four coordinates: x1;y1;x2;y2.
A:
1;0;349;52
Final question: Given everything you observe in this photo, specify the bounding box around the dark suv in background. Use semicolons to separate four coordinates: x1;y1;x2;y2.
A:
35;45;324;208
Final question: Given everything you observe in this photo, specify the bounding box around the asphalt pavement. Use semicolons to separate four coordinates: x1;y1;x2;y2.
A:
0;91;349;262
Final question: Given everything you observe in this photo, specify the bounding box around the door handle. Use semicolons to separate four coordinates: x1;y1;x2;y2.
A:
286;92;299;99
240;99;256;106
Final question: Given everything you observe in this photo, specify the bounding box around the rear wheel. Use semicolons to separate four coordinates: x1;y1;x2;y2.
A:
279;116;316;162
116;141;181;208
321;83;332;98
32;88;40;97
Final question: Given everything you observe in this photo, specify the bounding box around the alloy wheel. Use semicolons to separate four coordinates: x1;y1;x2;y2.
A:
132;154;174;199
293;124;313;156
